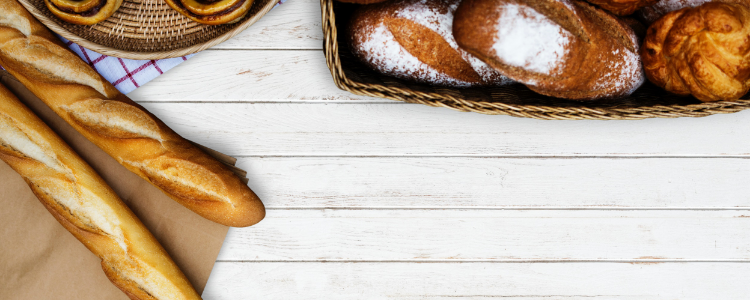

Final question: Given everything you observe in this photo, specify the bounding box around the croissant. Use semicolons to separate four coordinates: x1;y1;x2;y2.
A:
164;0;254;25
584;0;659;15
45;0;123;25
641;2;750;102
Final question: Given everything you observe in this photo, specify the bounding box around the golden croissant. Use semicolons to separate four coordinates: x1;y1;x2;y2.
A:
642;2;750;102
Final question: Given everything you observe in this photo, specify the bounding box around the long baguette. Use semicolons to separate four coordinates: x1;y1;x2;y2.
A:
0;0;264;227
0;82;201;300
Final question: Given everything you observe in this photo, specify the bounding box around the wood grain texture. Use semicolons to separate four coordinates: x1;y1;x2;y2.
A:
238;157;750;208
127;51;384;101
216;210;750;261
212;0;323;50
203;262;750;299
130;102;750;156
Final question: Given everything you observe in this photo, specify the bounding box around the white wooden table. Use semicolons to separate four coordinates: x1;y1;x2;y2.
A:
129;1;750;298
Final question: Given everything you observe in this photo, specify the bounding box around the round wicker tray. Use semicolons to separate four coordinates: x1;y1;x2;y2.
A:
322;0;750;120
18;0;278;60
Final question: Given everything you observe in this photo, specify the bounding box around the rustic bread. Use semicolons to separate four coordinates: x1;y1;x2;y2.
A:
0;0;265;227
639;0;712;23
584;0;659;15
642;1;750;101
44;0;122;25
163;0;254;25
0;83;201;300
453;0;645;100
348;0;512;87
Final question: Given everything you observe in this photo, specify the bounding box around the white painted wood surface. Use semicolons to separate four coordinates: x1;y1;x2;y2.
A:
127;2;750;298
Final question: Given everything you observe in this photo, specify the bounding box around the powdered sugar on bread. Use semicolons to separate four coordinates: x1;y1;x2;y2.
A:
492;3;573;76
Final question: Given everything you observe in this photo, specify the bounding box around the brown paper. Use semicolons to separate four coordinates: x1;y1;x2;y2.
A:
0;71;230;299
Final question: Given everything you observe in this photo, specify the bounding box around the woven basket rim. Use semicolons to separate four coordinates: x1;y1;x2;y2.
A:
320;0;750;120
19;0;279;60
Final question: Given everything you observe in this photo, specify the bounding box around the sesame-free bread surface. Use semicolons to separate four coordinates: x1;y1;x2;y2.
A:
0;83;201;300
453;0;645;100
0;0;265;227
348;0;512;87
641;1;750;101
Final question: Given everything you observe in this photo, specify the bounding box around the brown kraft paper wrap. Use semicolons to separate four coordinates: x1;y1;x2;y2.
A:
0;70;235;299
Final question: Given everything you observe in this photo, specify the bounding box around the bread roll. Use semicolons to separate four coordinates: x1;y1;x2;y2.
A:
0;83;201;300
0;0;265;227
348;0;512;87
642;1;750;101
639;0;712;24
453;0;645;100
584;0;658;15
44;0;123;25
163;0;253;25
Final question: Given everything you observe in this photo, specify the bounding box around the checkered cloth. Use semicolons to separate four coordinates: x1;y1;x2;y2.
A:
2;0;285;94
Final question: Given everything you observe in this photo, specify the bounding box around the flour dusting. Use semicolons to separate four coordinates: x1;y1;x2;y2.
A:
492;3;573;76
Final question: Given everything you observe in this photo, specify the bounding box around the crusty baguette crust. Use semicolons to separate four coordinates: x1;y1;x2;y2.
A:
0;83;201;300
0;0;265;227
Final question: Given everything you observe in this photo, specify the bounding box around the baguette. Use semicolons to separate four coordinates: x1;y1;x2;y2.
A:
0;82;201;300
0;0;265;227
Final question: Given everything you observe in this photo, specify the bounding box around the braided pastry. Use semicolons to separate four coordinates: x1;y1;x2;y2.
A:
164;0;254;25
642;2;750;102
45;0;123;25
0;83;201;300
584;0;659;15
0;0;265;227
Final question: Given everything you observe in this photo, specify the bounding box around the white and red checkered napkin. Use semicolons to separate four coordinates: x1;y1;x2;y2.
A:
2;0;286;94
61;37;195;94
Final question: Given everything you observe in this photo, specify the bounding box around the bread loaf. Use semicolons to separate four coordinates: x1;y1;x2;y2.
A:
44;0;123;25
453;0;645;100
584;0;658;16
639;0;711;24
0;0;265;227
163;0;253;25
0;83;201;300
348;0;512;87
641;1;750;101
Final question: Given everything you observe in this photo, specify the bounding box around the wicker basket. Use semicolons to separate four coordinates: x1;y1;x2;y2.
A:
19;0;278;60
321;0;750;120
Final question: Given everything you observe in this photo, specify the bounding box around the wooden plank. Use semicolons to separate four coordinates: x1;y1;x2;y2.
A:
128;51;376;102
133;102;750;156
239;157;750;208
213;0;323;50
216;210;750;261
203;262;750;299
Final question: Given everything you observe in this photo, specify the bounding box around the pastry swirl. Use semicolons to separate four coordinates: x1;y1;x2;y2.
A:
45;0;122;25
642;2;750;101
164;0;254;25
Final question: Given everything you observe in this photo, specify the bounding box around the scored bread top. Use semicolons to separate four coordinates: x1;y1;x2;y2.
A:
348;0;512;87
454;0;645;100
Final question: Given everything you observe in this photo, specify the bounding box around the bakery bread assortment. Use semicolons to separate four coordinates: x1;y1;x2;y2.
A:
584;0;659;15
453;0;645;100
0;83;201;300
44;0;122;25
163;0;254;25
0;0;265;227
348;0;512;87
641;1;750;101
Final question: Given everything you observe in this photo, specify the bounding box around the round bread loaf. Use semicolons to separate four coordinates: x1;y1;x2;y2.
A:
348;0;512;87
638;0;712;23
584;0;659;16
453;0;645;100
